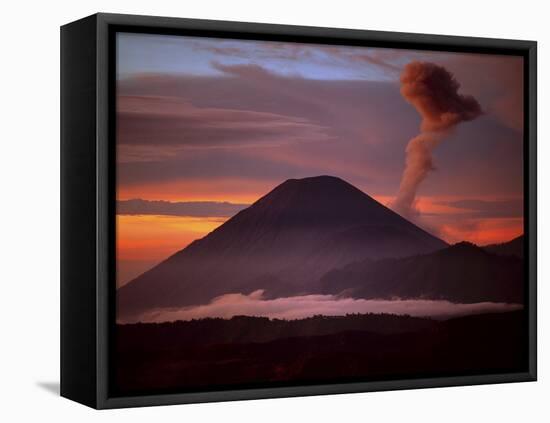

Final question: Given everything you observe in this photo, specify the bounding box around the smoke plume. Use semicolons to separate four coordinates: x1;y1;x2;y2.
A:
393;61;483;218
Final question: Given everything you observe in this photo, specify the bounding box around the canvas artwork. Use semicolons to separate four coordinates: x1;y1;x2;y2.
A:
114;32;526;395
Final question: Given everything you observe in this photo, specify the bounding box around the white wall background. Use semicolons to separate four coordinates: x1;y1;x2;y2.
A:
1;0;546;420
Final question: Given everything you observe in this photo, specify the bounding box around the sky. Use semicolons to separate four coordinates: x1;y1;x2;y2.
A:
116;32;524;287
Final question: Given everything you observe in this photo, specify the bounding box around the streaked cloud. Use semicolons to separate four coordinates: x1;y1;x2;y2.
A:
437;198;523;218
117;33;416;81
117;95;333;159
117;198;249;217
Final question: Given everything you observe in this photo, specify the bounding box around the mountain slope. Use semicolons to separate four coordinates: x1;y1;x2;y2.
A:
319;241;524;303
118;176;447;320
484;235;524;259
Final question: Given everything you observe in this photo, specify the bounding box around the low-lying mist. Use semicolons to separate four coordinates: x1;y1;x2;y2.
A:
120;289;522;324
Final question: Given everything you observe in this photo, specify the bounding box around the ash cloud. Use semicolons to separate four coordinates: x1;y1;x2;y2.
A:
393;62;483;218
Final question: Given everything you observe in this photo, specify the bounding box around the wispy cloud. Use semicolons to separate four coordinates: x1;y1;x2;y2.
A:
118;95;333;148
437;198;523;218
117;198;248;217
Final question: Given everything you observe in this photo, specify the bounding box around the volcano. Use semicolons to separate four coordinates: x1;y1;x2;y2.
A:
117;176;447;320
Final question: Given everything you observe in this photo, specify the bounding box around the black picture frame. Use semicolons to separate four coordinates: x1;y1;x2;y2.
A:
61;12;537;409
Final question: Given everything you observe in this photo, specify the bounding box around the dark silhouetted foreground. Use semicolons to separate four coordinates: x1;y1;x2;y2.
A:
114;311;527;395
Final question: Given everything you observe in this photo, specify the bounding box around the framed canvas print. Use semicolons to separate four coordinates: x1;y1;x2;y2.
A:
60;13;537;409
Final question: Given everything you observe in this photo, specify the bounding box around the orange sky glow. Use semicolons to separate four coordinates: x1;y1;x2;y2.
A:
117;178;275;204
116;215;227;286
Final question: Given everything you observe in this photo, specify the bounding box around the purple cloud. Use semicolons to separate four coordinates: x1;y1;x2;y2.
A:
117;199;248;217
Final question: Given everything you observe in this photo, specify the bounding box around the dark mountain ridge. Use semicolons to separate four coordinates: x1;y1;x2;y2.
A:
484;235;524;259
319;241;524;303
118;176;447;320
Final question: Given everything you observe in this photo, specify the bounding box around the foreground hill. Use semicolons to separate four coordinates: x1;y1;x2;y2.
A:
118;176;447;320
115;311;527;394
319;242;523;303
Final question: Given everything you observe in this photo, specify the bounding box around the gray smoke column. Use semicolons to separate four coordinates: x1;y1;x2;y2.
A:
393;61;483;218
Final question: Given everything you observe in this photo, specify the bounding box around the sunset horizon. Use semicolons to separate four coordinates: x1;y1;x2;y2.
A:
116;174;523;287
